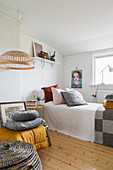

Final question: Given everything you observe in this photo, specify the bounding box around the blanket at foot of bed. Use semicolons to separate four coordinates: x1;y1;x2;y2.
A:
0;125;47;150
95;106;113;147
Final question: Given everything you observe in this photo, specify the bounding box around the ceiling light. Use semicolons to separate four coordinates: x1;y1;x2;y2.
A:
0;51;34;70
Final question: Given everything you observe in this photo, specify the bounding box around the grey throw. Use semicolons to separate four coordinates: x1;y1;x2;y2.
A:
95;106;113;147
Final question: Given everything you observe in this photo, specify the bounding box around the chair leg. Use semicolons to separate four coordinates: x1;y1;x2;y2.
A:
46;129;52;146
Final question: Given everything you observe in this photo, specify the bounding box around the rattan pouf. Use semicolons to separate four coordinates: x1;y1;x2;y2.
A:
0;140;42;170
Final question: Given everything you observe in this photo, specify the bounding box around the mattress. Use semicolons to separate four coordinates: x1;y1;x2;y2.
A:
44;102;102;142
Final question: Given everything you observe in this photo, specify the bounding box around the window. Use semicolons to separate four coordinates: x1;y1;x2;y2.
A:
94;55;113;84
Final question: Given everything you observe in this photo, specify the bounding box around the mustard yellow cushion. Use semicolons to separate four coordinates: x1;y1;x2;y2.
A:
102;100;113;109
0;125;47;150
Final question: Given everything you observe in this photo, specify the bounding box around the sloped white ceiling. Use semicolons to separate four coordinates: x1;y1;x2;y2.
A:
0;0;113;56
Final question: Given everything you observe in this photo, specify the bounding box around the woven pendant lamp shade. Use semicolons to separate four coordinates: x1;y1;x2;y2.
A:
0;51;35;70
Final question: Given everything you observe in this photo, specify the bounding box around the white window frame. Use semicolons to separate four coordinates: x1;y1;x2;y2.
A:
93;53;113;85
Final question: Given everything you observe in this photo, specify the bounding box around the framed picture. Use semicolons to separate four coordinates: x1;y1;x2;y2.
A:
0;101;26;124
71;70;82;88
33;42;42;57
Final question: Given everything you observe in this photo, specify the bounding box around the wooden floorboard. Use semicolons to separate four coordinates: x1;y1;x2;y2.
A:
38;130;113;170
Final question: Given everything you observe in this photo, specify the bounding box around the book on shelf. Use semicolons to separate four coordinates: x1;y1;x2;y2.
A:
25;101;37;106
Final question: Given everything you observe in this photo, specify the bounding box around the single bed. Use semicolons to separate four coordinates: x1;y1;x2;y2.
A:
44;102;102;142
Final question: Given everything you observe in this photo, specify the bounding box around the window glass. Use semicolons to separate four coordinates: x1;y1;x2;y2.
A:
95;56;113;84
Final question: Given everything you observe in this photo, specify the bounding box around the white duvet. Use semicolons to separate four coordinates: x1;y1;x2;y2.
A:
44;102;102;142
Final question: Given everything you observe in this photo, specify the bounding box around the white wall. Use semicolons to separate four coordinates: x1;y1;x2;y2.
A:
1;12;112;103
63;53;93;102
19;32;64;100
0;14;64;102
63;52;113;102
0;13;22;102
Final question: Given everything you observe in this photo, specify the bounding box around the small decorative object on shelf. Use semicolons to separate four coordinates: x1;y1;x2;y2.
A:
50;51;56;62
39;51;49;60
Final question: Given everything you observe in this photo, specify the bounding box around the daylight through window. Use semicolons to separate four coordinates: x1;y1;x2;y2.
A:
94;55;113;84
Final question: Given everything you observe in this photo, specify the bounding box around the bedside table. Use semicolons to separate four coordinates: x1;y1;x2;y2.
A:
25;101;45;119
25;101;51;146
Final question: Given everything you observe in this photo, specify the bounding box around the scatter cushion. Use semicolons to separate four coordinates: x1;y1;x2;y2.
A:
61;91;87;107
3;118;45;131
102;100;113;109
66;88;73;91
42;84;58;103
66;88;85;102
104;93;113;101
52;87;65;105
12;110;39;122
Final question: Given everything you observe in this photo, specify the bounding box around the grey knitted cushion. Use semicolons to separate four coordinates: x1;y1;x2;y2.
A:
3;118;45;131
61;91;87;107
12;110;39;122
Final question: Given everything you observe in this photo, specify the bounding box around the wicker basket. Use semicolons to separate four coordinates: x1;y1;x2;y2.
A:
0;140;42;170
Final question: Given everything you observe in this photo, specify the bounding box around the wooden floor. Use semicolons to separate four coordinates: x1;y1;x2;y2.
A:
38;130;113;170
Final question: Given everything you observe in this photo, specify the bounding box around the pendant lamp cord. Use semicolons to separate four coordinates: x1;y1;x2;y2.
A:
17;10;21;50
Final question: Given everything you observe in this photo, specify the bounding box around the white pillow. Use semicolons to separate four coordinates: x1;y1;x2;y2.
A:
66;88;85;102
52;88;65;105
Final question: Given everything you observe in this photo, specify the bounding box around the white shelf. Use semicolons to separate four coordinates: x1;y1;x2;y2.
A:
33;57;60;64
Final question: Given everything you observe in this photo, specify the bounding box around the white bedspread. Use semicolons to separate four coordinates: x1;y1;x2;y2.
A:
44;102;102;142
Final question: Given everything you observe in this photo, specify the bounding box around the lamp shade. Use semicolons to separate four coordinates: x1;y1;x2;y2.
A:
0;51;34;70
109;66;113;72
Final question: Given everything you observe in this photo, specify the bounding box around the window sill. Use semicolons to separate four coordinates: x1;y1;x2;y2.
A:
91;84;113;86
90;84;113;90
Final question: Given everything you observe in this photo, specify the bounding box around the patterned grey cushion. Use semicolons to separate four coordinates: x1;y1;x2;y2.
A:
3;118;45;131
104;93;113;101
61;91;87;107
12;110;39;122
